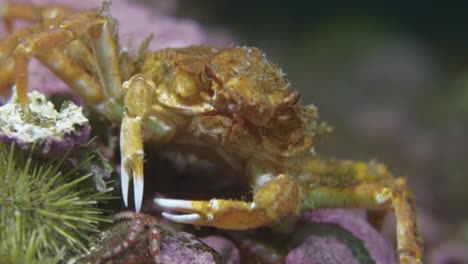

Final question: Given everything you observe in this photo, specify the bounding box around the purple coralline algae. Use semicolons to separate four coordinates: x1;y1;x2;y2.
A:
160;232;221;264
287;209;397;264
287;235;360;264
201;236;240;264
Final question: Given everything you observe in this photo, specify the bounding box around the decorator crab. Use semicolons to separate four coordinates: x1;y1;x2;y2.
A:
0;2;422;263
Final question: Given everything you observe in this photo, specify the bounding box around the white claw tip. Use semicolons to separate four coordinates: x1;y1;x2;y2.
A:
154;198;194;211
121;164;130;208
133;175;144;212
161;212;201;224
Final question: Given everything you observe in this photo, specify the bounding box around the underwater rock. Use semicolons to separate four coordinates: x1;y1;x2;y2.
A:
161;232;221;264
287;209;396;264
286;235;360;264
201;236;240;264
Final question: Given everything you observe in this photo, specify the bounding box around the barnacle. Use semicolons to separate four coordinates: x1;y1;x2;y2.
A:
0;90;89;155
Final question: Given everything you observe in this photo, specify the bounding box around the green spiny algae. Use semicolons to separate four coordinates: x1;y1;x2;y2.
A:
0;143;114;262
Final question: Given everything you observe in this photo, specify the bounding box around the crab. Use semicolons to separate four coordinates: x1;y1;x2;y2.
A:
96;212;164;264
0;2;422;263
81;211;222;264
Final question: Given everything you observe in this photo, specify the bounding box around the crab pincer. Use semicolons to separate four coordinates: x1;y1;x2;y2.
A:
155;174;303;229
120;74;155;212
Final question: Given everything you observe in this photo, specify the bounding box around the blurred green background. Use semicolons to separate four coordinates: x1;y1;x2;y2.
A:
169;1;468;231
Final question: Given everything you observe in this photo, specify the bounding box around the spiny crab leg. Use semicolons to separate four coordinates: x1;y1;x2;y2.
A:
155;174;303;229
120;74;155;212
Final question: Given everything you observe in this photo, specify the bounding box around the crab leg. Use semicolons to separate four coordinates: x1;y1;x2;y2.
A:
120;74;155;212
9;8;121;116
99;217;144;263
156;158;422;263
302;179;421;264
148;224;162;263
0;25;38;100
0;57;14;97
0;2;75;31
300;158;422;263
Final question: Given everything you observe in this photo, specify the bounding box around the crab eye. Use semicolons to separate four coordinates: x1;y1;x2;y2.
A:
204;64;216;79
276;108;296;121
202;64;224;88
199;71;211;87
287;91;300;106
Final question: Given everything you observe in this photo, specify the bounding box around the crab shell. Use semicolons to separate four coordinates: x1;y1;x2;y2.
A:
144;46;318;163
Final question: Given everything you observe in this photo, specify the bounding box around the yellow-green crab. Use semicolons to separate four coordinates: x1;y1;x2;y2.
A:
0;2;422;263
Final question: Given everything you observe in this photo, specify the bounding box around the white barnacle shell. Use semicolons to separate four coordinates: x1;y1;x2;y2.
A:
0;89;89;152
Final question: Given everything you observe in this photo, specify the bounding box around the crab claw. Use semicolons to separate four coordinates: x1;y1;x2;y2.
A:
120;163;130;209
119;75;156;212
154;198;261;229
120;111;145;212
155;174;303;230
120;159;144;212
